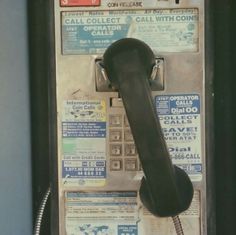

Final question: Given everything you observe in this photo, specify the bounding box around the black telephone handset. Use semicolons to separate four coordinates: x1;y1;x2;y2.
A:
104;38;193;217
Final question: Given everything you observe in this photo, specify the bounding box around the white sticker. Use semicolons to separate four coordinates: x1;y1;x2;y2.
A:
62;9;199;54
65;191;200;235
103;0;169;8
65;192;139;235
141;191;200;235
156;94;202;181
62;100;107;187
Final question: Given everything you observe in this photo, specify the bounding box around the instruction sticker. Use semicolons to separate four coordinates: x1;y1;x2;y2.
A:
65;191;138;235
156;94;202;181
62;9;199;54
65;191;200;235
62;100;107;187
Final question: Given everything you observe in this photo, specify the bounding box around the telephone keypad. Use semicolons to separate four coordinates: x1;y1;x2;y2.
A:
109;114;140;172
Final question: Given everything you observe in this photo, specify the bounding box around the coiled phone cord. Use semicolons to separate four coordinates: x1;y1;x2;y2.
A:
33;187;51;235
172;215;184;235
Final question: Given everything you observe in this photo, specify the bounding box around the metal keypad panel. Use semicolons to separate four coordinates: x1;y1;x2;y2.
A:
109;114;140;172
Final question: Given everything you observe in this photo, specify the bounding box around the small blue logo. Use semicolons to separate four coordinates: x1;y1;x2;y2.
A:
118;225;138;235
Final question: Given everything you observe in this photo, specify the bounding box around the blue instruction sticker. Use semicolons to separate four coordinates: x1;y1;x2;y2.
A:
156;94;202;181
118;225;138;235
61;9;199;54
62;122;106;138
65;191;139;235
156;94;200;115
62;160;106;179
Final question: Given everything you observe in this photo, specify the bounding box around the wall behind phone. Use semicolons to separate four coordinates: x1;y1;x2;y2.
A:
0;0;32;234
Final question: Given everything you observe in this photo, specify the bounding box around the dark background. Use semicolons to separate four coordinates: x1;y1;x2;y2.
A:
214;1;236;234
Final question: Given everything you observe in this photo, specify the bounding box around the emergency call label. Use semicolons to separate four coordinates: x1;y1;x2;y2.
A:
156;94;202;181
61;9;199;54
62;100;107;187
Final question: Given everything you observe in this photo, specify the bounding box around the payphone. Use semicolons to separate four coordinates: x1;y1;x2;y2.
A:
33;0;212;235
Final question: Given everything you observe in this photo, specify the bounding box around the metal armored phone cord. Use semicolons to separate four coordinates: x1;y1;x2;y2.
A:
33;187;51;235
172;215;184;235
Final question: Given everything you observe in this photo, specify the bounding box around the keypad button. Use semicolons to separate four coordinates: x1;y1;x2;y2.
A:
110;144;122;156
139;163;143;171
125;159;138;171
125;144;136;156
110;159;122;171
109;130;122;142
124;115;130;127
109;115;122;127
124;129;133;142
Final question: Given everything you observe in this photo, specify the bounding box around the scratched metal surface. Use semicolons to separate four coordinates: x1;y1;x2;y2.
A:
54;1;206;234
